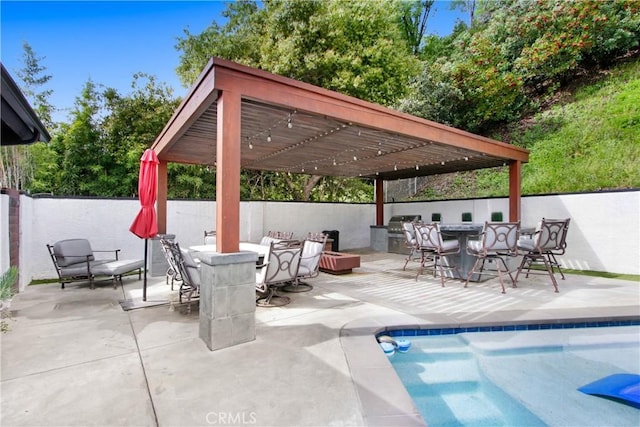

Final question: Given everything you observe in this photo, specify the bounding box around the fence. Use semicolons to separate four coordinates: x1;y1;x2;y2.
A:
1;189;638;291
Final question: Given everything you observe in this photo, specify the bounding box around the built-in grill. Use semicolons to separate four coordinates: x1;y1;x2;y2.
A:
387;214;421;255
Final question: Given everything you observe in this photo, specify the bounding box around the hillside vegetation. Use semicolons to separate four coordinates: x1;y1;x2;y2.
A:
411;57;640;200
6;0;639;201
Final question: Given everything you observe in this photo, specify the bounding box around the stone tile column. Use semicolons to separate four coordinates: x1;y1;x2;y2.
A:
197;251;257;351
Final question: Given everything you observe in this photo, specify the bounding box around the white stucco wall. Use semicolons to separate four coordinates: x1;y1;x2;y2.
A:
0;194;9;277
5;190;639;285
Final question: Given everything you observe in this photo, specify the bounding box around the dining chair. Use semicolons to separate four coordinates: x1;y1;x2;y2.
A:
256;240;303;307
402;221;421;270
414;223;461;287
203;230;216;245
514;218;570;292
464;221;520;293
266;231;294;239
162;239;200;313
283;232;328;292
159;236;180;290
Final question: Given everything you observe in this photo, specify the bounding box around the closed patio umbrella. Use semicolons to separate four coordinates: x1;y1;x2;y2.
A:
129;149;159;301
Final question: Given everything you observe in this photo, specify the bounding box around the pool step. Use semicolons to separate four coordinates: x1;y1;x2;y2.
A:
392;340;510;425
408;385;508;427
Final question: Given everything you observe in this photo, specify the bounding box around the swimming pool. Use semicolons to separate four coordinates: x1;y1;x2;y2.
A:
387;325;640;427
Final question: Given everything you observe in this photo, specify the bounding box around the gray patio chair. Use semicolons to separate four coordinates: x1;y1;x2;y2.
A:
283;232;328;293
414;223;461;287
256;240;302;307
464;221;520;293
514;218;570;292
46;238;143;289
402;221;421;270
162;239;200;313
47;239;118;289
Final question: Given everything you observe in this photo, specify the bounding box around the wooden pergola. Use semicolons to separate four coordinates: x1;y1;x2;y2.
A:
151;58;529;253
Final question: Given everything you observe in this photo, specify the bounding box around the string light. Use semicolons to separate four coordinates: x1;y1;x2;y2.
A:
267;130;272;142
287;114;293;129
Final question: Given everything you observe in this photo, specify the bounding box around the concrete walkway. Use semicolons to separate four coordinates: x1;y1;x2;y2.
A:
1;251;638;426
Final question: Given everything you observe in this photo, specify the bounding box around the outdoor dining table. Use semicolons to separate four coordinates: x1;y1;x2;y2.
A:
189;242;269;258
438;223;485;281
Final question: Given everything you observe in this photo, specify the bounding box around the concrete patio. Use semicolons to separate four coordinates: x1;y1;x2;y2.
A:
1;250;638;426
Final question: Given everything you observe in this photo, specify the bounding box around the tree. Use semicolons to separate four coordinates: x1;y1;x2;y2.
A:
15;42;55;128
101;73;181;196
175;0;417;201
0;42;55;191
398;0;435;56
175;0;263;87
450;0;477;24
52;80;105;195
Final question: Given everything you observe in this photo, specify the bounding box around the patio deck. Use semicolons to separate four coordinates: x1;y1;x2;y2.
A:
1;250;638;426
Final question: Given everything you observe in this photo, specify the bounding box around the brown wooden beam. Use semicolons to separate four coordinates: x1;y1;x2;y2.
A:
157;159;167;234
216;90;241;253
213;60;529;162
375;177;384;226
509;160;522;222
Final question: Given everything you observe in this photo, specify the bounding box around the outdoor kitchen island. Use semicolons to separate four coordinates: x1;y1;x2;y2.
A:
372;221;490;282
438;223;485;281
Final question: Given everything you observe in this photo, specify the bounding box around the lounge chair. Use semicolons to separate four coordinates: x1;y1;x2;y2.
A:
47;238;143;289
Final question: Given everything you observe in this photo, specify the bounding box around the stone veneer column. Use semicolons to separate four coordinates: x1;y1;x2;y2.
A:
198;251;257;351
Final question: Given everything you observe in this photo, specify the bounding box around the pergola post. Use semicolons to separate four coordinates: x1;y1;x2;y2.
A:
156;159;167;234
199;89;256;352
216;90;241;253
375;177;384;226
509;160;522;222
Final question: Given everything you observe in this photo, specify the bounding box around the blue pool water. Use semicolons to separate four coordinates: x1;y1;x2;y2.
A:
387;325;640;427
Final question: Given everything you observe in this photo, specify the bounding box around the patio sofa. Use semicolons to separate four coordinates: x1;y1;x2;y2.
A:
47;239;143;289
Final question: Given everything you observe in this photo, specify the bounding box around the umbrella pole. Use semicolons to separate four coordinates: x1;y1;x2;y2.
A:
143;238;148;301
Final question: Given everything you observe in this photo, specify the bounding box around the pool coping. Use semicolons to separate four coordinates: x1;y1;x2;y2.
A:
339;311;640;427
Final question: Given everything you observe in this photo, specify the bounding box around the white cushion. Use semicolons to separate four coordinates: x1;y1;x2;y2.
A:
467;240;482;254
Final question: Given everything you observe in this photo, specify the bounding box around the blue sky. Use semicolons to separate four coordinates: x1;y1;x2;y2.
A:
1;1;467;123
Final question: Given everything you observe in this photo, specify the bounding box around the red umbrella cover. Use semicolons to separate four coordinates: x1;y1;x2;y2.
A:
130;149;159;239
